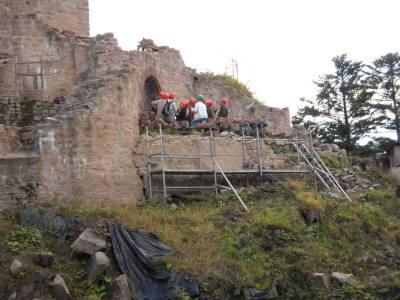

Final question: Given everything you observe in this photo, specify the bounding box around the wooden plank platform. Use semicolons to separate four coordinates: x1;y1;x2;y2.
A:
150;168;309;175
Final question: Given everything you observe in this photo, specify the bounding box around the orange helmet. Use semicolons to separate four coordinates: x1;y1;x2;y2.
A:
205;99;214;107
162;93;169;100
180;99;189;108
219;97;229;104
169;92;176;99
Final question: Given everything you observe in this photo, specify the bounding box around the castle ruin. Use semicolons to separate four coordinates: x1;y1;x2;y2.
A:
0;0;292;208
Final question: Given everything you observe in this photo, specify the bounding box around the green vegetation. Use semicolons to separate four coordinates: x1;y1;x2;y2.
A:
270;144;290;154
199;72;255;100
320;155;342;169
88;275;113;299
18;100;35;126
0;176;399;298
0;102;5;124
6;225;41;253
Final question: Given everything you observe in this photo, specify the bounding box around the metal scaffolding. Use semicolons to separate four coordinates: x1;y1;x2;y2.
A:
145;125;351;212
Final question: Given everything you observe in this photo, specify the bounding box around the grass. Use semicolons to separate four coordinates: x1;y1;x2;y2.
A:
199;72;255;100
1;176;400;298
320;155;343;169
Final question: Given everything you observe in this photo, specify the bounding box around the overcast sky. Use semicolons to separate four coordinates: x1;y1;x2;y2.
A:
90;0;400;138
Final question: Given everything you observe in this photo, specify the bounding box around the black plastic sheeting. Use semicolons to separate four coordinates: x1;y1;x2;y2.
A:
107;221;199;300
19;207;80;245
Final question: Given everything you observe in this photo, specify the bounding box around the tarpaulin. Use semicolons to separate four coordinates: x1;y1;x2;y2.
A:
107;221;199;300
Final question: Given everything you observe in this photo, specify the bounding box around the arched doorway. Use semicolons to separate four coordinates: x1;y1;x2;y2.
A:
143;76;161;111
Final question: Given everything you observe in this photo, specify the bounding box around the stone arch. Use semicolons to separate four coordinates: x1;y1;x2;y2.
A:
143;76;161;111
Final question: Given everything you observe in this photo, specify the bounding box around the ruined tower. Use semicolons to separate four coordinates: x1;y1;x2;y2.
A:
0;0;90;99
0;0;89;51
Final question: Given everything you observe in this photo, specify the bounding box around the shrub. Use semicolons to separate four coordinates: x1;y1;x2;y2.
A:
6;225;41;253
320;155;342;169
295;191;325;215
199;72;254;99
285;178;306;191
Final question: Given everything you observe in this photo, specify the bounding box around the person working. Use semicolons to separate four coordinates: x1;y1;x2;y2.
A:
152;92;178;124
205;99;217;124
176;99;191;128
191;95;208;126
217;97;229;118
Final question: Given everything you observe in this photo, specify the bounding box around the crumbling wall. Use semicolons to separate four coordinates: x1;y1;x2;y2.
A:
0;155;41;209
192;75;292;136
0;0;91;102
35;71;144;204
0;0;295;207
0;125;21;156
1;0;89;38
0;98;66;126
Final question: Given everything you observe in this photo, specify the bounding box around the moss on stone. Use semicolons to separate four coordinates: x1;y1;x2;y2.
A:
18;100;35;126
0;103;5;124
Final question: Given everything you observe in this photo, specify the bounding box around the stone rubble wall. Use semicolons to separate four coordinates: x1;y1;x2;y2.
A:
34;71;144;205
0;98;65;126
192;75;292;136
0;0;89;52
0;155;41;209
0;0;295;207
0;125;21;156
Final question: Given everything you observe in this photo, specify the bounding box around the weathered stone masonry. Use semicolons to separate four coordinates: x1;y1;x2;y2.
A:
0;0;292;208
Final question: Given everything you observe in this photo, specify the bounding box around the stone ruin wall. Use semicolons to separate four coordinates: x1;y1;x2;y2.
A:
0;0;90;101
0;0;294;208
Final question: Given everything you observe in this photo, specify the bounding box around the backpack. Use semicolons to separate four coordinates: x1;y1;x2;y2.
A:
162;100;176;119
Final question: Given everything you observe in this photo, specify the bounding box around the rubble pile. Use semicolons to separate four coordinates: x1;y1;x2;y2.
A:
333;167;385;191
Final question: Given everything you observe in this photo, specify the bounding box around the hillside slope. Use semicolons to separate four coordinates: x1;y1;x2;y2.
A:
0;171;399;299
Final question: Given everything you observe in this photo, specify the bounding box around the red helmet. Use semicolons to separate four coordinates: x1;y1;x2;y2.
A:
162;93;169;100
219;97;229;104
160;91;166;98
205;100;214;107
190;98;197;105
169;92;176;99
180;99;189;108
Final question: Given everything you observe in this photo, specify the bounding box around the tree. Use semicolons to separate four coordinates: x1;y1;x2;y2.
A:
368;52;400;142
293;54;383;154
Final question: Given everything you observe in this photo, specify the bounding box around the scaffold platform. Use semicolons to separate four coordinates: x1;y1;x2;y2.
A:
145;125;351;212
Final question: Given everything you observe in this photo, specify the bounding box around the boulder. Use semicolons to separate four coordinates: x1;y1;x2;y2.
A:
87;252;110;284
331;144;339;152
71;228;106;255
331;272;358;285
15;281;34;300
311;273;331;291
245;285;278;299
107;274;134;300
237;233;251;248
10;259;24;277
33;252;55;268
169;203;178;211
49;274;72;300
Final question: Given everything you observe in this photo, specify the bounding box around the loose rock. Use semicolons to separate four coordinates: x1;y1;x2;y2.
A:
107;274;134;300
331;272;358;285
87;252;110;284
10;259;24;277
15;281;34;300
71;228;106;255
33;252;55;268
245;283;278;299
311;273;331;291
237;233;251;248
49;274;72;300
